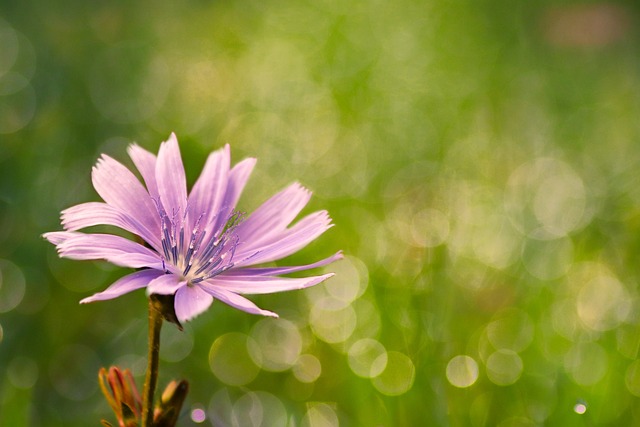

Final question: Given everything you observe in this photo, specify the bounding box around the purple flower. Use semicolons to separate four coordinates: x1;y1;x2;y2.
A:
44;133;342;323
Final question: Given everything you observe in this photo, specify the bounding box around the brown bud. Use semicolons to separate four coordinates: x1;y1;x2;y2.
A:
98;366;142;427
153;379;189;427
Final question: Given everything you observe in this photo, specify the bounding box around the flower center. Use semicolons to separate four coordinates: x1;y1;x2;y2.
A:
156;202;243;284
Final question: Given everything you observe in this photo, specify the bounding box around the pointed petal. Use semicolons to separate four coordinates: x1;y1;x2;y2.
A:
128;143;159;199
92;155;160;238
235;211;333;266
61;202;161;250
187;144;230;237
225;251;343;276
43;231;80;245
80;269;163;303
233;183;311;249
213;157;256;233
56;233;164;270
199;286;278;317
147;273;185;295
155;133;187;218
174;285;214;323
208;273;334;295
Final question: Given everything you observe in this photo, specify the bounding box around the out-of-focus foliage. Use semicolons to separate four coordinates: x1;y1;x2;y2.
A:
2;0;640;425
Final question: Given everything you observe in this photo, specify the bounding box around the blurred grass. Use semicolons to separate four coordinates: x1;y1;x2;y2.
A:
2;0;640;425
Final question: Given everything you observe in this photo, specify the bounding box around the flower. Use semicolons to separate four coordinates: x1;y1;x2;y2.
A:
44;133;342;323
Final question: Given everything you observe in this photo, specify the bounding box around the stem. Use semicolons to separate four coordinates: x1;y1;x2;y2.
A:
142;298;163;427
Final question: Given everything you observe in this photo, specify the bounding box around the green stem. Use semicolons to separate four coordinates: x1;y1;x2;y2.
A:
142;298;163;427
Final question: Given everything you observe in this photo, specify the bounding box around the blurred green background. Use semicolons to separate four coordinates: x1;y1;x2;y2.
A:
2;0;640;425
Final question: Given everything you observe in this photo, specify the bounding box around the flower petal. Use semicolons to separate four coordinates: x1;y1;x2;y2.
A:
80;269;163;303
233;183;311;249
207;273;334;295
187;144;230;237
61;202;161;250
128;143;159;199
213;157;256;233
147;274;185;295
56;233;164;270
92;154;160;239
234;210;333;266
199;286;278;317
43;231;80;245
174;285;214;323
155;133;188;218
225;251;343;276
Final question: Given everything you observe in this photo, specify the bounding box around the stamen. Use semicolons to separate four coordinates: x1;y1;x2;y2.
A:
183;229;205;273
156;206;244;283
178;226;185;258
197;237;223;266
161;224;172;260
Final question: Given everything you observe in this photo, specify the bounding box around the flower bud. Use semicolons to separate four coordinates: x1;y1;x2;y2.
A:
98;366;142;427
153;379;189;427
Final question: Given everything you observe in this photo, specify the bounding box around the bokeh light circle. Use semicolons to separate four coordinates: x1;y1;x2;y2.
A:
521;237;573;280
574;402;587;415
0;259;26;312
577;275;630;331
411;207;450;248
293;354;322;383
232;391;288;427
471;213;521;270
371;351;415;396
486;350;523;386
0;71;29;95
249;318;302;372
310;298;357;344
487;308;534;352
0;80;35;134
0;19;19;77
209;332;260;386
8;356;39;389
446;355;479;388
208;389;235;427
505;157;587;239
564;342;607;386
322;255;368;306
625;360;640;397
348;338;387;378
190;405;207;423
351;297;382;341
301;403;339;427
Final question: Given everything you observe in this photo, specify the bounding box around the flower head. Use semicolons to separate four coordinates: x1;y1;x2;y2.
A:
45;133;342;323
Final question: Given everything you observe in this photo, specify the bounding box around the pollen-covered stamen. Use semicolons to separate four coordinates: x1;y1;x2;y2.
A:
177;202;190;256
191;240;237;283
182;214;206;277
155;203;244;283
188;212;243;283
155;198;176;264
161;218;173;262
